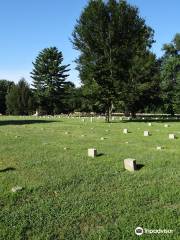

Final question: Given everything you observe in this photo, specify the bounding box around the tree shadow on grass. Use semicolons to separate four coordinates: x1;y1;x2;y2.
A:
126;119;180;123
0;167;16;173
106;118;180;123
0;120;58;126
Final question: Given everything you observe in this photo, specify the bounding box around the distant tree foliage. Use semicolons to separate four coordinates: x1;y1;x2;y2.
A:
0;80;14;114
161;33;180;114
6;78;34;115
31;47;70;114
121;52;161;117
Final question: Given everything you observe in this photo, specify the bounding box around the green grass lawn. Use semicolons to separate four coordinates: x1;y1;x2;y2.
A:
0;116;179;240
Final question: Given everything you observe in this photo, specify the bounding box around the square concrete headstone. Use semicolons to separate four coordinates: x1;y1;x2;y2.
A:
88;148;97;158
148;123;152;126
156;146;162;150
11;186;23;192
124;158;137;171
169;134;175;139
164;124;169;128
144;131;150;136
123;129;128;134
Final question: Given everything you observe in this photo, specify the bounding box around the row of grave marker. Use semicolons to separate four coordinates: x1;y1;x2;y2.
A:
88;148;137;172
123;128;176;139
87;121;176;172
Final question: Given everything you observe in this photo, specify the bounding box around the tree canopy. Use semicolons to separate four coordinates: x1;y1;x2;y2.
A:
72;0;157;121
161;33;180;114
6;78;34;115
0;80;14;114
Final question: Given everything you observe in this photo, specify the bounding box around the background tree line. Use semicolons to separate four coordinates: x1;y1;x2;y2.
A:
0;0;179;120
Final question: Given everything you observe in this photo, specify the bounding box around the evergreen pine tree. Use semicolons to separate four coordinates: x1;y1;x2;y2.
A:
31;47;70;114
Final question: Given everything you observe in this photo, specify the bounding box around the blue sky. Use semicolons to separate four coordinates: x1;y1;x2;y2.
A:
0;0;179;86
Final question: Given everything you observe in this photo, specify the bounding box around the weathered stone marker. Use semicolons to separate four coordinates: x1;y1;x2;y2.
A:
123;129;128;134
64;147;69;150
100;137;105;140
11;186;23;193
144;131;150;136
124;158;137;171
164;124;169;128
156;146;162;150
88;148;97;158
148;123;152;126
169;134;175;139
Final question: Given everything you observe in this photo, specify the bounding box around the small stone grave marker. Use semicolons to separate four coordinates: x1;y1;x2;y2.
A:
148;123;152;126
169;134;175;139
11;186;23;193
144;131;150;136
124;158;137;171
88;148;97;158
164;124;169;128
15;135;20;139
123;129;128;134
156;146;162;150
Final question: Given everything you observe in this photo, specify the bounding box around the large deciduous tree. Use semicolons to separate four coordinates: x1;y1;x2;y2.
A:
161;33;180;114
72;0;155;121
31;47;70;114
122;52;161;117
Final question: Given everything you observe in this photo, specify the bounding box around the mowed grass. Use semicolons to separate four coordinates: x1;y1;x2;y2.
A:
0;116;179;240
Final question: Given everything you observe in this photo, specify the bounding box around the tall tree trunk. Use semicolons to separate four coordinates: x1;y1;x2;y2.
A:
105;108;109;123
105;103;112;123
124;111;130;117
131;111;136;118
